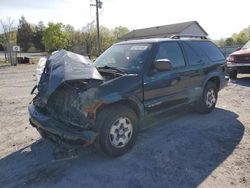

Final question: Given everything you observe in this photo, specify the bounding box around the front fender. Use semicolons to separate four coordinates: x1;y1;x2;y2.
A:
83;92;144;123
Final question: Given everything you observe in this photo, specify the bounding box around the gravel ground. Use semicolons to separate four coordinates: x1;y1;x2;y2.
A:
0;64;249;188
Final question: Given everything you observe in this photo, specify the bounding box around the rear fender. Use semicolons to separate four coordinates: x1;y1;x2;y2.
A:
202;71;224;91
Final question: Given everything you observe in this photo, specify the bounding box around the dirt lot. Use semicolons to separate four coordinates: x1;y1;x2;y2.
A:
0;64;249;188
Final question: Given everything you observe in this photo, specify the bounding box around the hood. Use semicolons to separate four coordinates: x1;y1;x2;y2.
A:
231;49;250;56
38;50;103;103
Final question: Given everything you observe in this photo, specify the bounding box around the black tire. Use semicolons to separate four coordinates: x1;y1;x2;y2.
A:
94;104;139;157
229;71;237;80
194;82;218;114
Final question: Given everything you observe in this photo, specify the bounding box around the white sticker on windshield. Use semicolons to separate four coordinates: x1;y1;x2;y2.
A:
130;46;148;50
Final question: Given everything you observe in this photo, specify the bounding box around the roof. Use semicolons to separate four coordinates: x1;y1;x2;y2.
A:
116;36;209;45
117;38;174;45
120;21;208;41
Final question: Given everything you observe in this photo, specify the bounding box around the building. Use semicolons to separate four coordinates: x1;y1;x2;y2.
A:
120;21;208;41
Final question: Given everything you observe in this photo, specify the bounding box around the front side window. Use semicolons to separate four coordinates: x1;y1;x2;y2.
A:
155;42;185;68
95;43;152;73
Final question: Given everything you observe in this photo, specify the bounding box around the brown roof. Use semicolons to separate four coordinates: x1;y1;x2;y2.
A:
120;21;208;41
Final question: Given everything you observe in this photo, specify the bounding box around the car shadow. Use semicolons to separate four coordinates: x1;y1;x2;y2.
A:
230;75;250;87
0;108;244;188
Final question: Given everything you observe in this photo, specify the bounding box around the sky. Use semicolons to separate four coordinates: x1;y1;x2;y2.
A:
0;0;249;39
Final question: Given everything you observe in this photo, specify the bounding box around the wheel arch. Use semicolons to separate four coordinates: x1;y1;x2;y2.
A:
207;76;220;90
96;98;144;121
202;73;221;91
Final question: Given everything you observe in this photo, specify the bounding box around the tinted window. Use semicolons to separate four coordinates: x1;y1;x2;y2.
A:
156;42;185;68
188;41;225;61
182;42;202;65
95;44;152;73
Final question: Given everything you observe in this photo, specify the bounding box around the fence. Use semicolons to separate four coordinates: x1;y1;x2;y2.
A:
219;46;242;57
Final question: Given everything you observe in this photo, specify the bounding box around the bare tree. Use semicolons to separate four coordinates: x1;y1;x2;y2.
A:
0;17;16;65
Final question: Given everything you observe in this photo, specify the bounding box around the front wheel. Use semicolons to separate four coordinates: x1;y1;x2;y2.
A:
194;82;218;114
94;105;139;157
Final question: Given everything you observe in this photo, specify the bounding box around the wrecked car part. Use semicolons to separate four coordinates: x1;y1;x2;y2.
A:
29;104;96;145
38;50;103;103
46;79;102;129
29;50;105;145
35;52;125;129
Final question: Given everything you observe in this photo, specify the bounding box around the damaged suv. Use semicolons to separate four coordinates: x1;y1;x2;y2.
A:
29;36;227;156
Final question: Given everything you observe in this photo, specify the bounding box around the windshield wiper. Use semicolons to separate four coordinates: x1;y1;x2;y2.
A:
97;65;127;74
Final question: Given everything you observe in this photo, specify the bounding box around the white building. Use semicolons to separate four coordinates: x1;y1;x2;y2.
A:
120;21;208;41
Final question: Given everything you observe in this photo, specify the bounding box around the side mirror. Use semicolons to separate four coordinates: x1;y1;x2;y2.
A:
154;59;172;71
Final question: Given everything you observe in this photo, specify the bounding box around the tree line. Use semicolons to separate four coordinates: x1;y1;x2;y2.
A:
214;26;250;47
1;16;129;58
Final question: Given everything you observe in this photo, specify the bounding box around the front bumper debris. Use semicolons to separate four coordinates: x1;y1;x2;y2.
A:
28;104;96;145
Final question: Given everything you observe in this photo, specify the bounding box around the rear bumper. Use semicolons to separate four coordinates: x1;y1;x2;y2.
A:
28;104;96;145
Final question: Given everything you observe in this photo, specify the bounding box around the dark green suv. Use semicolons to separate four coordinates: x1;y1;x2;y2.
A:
28;35;228;156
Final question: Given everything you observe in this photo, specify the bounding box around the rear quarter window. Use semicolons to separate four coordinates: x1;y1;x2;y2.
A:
182;42;202;65
187;41;225;62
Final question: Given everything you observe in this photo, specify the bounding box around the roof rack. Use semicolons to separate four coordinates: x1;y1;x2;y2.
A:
170;34;208;39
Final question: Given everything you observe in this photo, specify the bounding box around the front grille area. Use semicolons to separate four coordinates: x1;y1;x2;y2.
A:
237;66;250;73
236;55;250;63
46;84;89;129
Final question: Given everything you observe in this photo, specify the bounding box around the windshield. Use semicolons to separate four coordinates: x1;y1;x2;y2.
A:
95;43;152;73
242;40;250;49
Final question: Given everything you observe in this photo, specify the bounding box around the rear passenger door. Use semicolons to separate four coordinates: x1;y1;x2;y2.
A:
180;41;225;99
143;42;190;114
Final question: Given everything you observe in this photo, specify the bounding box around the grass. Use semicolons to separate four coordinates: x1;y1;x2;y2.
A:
0;58;9;64
29;58;40;64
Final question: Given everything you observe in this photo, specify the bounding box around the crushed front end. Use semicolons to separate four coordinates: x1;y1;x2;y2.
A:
28;50;104;145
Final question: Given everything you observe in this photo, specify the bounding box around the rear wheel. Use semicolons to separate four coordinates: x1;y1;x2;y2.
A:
194;82;218;113
94;105;139;157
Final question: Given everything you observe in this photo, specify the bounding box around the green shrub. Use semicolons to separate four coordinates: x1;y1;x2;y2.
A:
27;45;40;53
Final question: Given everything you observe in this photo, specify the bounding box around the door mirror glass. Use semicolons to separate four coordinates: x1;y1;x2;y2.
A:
154;59;172;71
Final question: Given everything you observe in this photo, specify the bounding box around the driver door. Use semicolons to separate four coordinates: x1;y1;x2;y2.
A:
143;42;190;114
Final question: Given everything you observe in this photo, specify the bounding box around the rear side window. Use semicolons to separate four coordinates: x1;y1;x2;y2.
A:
182;42;202;65
187;41;225;62
155;42;185;68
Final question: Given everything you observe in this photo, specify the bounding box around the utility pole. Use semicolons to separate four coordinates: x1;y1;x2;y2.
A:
96;0;100;56
91;0;102;56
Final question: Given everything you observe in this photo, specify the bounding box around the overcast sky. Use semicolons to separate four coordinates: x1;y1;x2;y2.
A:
0;0;249;39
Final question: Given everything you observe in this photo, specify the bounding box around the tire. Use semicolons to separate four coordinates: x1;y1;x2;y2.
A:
94;104;139;157
229;71;237;80
194;82;218;114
